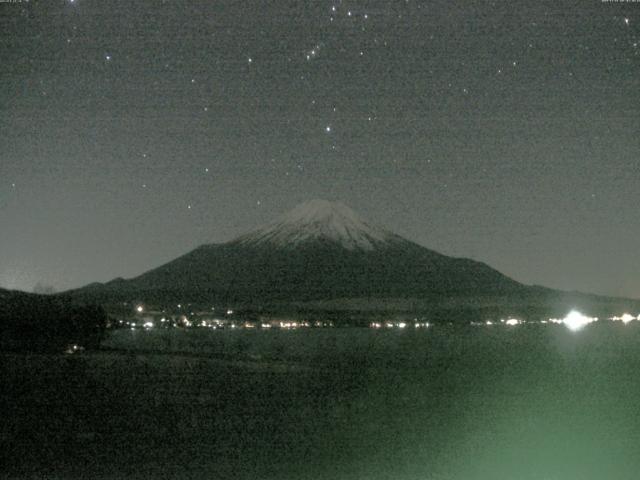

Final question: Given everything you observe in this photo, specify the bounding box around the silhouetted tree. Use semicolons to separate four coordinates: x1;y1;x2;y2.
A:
0;293;108;352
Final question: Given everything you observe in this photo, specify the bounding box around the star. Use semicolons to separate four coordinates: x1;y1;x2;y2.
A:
105;54;111;61
325;126;332;133
624;17;630;26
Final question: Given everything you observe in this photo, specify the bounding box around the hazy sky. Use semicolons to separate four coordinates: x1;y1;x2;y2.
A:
1;0;639;297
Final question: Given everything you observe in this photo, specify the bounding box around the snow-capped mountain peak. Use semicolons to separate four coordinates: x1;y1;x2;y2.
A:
234;199;394;250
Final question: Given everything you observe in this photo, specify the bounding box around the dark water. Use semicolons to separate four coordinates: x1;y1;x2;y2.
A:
3;323;640;479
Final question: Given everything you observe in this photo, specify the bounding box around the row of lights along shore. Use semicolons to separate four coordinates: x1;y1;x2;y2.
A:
128;304;640;333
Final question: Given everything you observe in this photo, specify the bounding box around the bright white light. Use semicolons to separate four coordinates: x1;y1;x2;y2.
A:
398;322;406;329
136;305;144;313
485;321;493;326
143;321;154;329
621;313;634;324
226;309;233;315
505;318;520;326
563;310;595;331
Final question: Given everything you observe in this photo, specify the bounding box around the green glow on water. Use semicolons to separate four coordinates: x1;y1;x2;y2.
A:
5;323;640;479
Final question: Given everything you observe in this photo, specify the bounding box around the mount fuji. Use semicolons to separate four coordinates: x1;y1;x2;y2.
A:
67;200;639;318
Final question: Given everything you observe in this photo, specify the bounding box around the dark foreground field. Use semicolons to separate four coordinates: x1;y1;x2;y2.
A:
3;324;640;480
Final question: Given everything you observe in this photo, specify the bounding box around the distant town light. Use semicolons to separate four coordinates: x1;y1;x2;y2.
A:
505;318;520;326
136;305;144;313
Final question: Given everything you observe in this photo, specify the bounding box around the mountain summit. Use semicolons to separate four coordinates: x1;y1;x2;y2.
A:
234;199;393;251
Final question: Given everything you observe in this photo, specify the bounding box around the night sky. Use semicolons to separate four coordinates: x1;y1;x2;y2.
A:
1;0;638;297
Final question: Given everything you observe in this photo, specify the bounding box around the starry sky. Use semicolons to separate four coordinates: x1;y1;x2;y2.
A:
1;0;639;297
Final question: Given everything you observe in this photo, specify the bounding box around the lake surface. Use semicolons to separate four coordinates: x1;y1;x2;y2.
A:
3;323;640;479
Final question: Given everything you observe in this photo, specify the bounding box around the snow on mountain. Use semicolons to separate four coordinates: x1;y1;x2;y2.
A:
234;199;395;250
